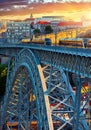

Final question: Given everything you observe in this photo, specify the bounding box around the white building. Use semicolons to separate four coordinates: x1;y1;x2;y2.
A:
34;16;65;24
50;20;60;32
34;16;65;32
6;21;30;43
42;16;65;22
82;20;91;27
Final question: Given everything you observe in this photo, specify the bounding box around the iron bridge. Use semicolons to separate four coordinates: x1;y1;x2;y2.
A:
0;43;91;130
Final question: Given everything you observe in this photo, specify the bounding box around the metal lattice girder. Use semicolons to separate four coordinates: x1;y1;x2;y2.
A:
0;49;53;130
33;48;91;78
42;65;89;130
0;44;91;78
0;48;90;130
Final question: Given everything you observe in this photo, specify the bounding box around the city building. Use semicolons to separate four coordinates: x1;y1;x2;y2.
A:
42;16;65;22
24;18;35;24
0;19;10;29
82;20;91;27
24;14;35;25
34;16;65;24
50;20;60;32
6;22;30;43
34;15;65;33
58;21;82;30
35;21;51;33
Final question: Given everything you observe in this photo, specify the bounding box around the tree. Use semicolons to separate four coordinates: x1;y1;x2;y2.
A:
0;64;7;96
45;25;53;34
34;28;41;37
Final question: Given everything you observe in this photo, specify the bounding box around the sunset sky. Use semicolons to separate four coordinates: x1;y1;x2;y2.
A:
0;0;91;21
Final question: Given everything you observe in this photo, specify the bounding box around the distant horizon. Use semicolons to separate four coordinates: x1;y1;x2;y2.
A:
0;1;91;21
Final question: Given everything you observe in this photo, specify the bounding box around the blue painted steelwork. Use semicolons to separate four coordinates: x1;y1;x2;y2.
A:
0;44;91;77
0;43;91;130
43;66;89;130
0;49;52;130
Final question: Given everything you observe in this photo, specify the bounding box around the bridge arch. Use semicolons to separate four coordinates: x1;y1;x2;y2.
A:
0;49;89;130
1;49;53;130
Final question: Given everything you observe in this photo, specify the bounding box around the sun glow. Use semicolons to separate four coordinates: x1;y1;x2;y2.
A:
0;2;91;21
86;12;91;20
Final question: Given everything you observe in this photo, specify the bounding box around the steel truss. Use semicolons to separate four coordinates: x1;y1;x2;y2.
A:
42;65;90;130
0;49;90;130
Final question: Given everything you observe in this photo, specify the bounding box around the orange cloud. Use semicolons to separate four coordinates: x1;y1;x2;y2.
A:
0;3;91;21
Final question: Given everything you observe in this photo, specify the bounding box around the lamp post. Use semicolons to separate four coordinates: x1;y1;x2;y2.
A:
30;24;32;43
55;31;57;46
54;25;58;46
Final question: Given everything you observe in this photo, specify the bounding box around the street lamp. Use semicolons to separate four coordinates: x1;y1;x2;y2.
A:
54;25;58;46
54;31;57;45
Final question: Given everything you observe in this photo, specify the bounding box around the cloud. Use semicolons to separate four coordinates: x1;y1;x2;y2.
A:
0;2;91;21
0;0;27;8
0;8;4;11
13;5;27;9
